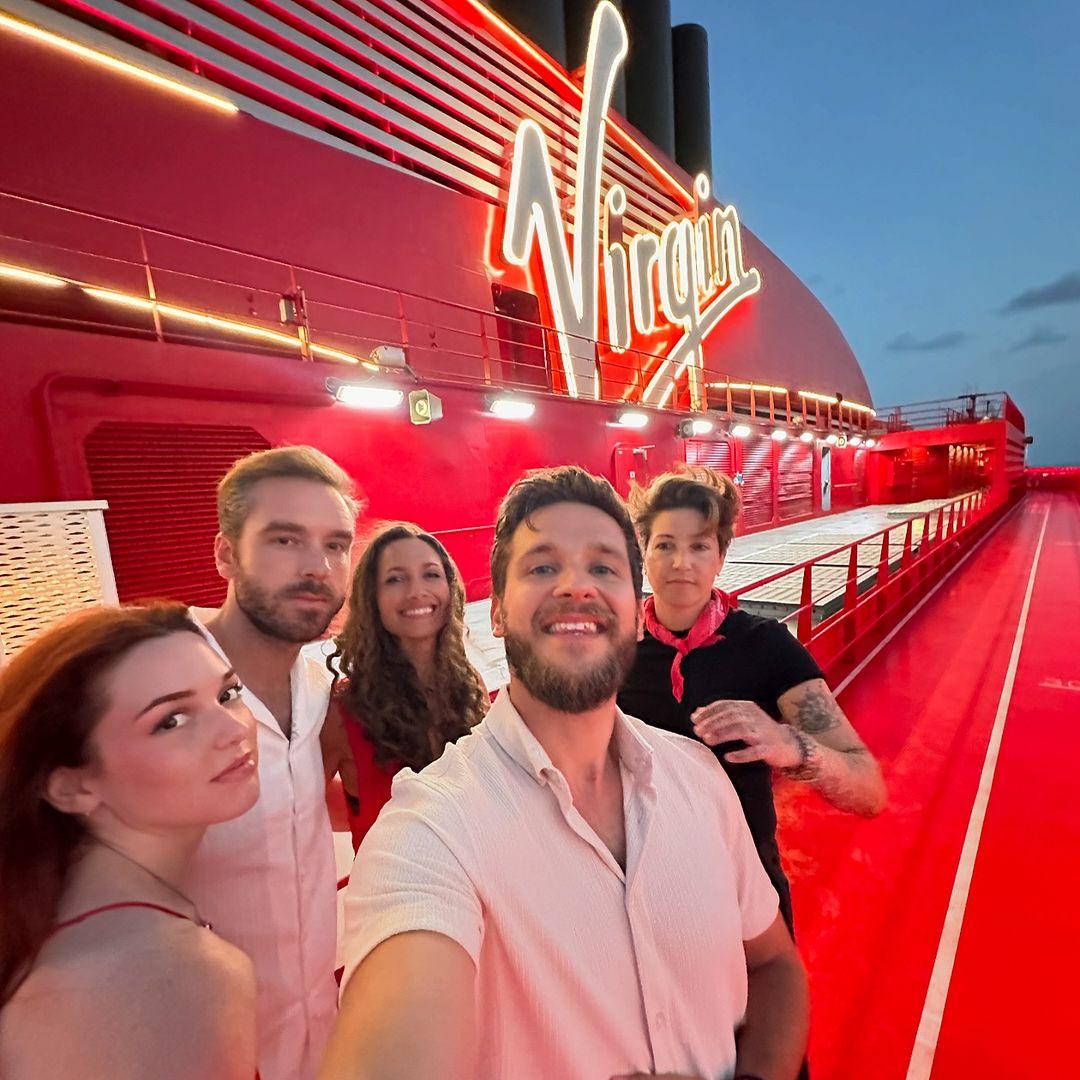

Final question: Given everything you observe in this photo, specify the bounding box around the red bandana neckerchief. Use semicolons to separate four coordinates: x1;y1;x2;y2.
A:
643;588;733;702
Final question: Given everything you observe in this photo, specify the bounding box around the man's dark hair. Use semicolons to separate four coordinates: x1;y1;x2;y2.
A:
490;466;643;599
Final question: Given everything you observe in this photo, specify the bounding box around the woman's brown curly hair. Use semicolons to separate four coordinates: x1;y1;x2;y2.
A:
329;523;487;771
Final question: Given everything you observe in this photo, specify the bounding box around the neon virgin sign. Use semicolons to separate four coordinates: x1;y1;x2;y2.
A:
501;1;762;408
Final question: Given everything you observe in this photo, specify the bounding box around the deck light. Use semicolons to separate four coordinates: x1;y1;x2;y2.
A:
0;262;67;289
328;379;404;410
849;436;863;447
799;431;815;443
771;429;788;441
616;408;649;429
677;417;714;437
731;423;752;438
865;438;876;448
825;434;839;445
487;395;536;420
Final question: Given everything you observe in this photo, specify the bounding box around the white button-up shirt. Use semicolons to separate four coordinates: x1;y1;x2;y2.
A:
187;618;338;1080
341;689;778;1080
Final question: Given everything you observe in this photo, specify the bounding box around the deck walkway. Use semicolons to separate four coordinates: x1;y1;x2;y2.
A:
779;490;1080;1078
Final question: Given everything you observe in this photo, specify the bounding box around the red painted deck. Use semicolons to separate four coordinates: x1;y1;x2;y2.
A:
777;491;1080;1077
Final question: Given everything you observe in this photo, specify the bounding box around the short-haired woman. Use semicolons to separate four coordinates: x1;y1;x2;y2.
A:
0;604;259;1078
322;523;488;849
619;465;886;930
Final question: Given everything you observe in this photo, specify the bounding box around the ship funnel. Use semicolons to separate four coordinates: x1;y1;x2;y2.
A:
619;0;676;158
672;22;712;180
485;0;569;66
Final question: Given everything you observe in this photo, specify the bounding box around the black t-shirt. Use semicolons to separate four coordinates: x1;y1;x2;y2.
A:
617;608;824;926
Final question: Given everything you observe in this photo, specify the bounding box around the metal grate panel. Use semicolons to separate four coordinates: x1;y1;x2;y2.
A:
84;421;271;607
685;437;733;476
777;439;813;520
0;502;117;656
740;435;774;529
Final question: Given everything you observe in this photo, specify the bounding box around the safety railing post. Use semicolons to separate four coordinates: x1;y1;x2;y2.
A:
797;564;813;642
844;543;859;655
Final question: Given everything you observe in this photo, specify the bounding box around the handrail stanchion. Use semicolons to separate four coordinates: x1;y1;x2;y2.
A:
843;543;860;656
901;519;913;570
877;528;892;620
797;565;813;642
946;503;956;538
921;511;933;582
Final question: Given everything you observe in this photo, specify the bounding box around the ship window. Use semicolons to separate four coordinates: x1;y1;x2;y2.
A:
491;285;549;391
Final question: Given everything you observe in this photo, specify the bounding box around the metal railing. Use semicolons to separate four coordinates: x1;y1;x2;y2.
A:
0;190;874;428
729;488;1000;680
876;393;1009;433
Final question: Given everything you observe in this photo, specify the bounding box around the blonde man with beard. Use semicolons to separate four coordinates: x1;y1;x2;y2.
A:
188;446;358;1080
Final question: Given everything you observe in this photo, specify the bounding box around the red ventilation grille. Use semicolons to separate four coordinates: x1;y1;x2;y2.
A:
84;422;271;606
740;436;774;529
778;440;813;520
685;437;734;476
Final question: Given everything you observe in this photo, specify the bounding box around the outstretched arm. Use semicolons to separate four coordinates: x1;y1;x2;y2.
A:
319;931;476;1080
692;678;886;816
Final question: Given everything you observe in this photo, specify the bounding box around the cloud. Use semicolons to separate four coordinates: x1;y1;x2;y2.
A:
1008;325;1069;352
1000;271;1080;314
885;330;969;353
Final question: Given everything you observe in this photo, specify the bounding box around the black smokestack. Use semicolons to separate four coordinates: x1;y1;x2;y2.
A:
620;0;676;158
485;0;568;67
672;22;712;179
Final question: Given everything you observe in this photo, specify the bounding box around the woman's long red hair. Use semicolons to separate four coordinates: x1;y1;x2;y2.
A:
0;603;200;1005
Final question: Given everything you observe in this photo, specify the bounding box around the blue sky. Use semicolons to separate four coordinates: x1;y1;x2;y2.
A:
671;0;1079;465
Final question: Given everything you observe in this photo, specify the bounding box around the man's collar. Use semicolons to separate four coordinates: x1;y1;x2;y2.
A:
485;688;654;787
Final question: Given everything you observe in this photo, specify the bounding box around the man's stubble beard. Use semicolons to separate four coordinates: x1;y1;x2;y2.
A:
233;572;345;644
502;623;638;713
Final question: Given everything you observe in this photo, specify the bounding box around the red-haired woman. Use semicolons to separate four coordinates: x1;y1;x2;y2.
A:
321;523;488;849
0;604;260;1079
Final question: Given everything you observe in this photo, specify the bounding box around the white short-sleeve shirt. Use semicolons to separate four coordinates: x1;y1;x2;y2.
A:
186;616;338;1080
340;689;778;1080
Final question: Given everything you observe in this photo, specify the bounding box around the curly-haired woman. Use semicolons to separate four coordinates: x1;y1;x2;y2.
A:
321;523;488;849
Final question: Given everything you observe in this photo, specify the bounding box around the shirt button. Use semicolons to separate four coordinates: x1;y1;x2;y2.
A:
655;1012;666;1027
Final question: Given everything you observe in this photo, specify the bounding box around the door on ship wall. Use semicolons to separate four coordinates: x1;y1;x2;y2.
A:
613;443;659;496
821;446;832;512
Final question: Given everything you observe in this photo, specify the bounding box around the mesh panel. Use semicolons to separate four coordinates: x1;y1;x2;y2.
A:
685;438;734;475
741;436;774;529
85;422;271;607
778;440;814;520
0;507;110;656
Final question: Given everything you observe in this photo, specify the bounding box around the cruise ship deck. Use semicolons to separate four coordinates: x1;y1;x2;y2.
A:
780;490;1080;1078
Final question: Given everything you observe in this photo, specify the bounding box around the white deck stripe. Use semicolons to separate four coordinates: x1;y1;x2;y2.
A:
834;500;1023;696
904;501;1051;1079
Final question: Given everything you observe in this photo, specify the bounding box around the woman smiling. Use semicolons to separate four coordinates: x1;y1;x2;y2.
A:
322;523;488;849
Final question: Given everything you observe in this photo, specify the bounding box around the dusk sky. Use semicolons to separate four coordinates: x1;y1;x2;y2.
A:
671;0;1079;465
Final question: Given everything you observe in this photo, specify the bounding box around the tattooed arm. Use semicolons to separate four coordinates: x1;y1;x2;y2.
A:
692;679;886;817
774;678;886;816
